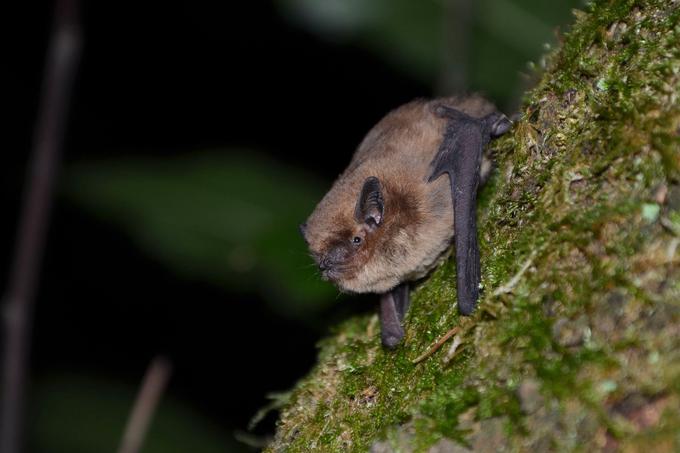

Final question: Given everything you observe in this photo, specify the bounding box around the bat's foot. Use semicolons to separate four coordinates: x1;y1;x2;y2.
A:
379;283;410;349
381;331;404;349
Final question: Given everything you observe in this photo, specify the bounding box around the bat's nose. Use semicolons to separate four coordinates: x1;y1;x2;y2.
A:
318;246;349;273
319;257;332;271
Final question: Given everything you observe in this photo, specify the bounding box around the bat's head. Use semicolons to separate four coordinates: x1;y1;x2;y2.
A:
301;174;425;294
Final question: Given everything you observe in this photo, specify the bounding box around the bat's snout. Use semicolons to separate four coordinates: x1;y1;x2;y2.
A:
319;257;332;271
317;245;351;282
319;258;339;282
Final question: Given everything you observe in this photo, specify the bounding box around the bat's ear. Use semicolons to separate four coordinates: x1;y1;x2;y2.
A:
355;176;384;229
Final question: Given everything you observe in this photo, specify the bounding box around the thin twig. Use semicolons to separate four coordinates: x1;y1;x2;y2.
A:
437;0;474;95
117;357;172;453
443;334;464;364
412;326;460;364
492;248;540;297
0;1;81;452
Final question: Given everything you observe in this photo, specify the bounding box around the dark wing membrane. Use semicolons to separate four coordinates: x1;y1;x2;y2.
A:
429;117;486;315
451;124;485;314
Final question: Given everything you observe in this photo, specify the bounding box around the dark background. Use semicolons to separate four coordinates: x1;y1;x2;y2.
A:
4;1;581;451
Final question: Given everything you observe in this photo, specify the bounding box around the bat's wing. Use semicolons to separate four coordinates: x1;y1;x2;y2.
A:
429;106;511;315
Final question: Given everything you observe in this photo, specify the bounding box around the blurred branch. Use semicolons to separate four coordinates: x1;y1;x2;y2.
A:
477;0;552;54
437;0;474;95
0;1;81;452
117;357;172;453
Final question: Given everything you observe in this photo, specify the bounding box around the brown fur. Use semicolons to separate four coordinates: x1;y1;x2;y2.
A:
303;95;497;294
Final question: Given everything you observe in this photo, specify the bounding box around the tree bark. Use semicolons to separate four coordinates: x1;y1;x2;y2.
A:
268;0;680;451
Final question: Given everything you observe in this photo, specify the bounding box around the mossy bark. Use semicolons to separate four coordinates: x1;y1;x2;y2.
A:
268;1;680;451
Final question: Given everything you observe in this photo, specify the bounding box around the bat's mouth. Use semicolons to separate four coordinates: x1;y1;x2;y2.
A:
321;266;345;283
319;260;354;285
312;247;354;285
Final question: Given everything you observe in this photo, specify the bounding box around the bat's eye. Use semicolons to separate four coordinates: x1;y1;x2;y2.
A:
352;236;362;245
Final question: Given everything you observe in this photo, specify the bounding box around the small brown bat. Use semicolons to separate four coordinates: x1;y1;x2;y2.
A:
300;95;511;348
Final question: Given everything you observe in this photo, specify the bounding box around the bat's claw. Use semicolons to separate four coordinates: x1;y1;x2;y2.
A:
485;112;513;137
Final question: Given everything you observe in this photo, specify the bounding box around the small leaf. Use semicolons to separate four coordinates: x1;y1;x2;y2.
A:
641;203;660;222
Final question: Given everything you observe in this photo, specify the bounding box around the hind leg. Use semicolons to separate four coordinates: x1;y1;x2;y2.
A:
379;283;410;348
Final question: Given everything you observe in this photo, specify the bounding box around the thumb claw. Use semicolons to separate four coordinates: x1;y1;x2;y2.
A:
489;114;513;137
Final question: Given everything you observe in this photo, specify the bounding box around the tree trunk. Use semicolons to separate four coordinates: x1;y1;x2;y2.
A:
267;0;680;451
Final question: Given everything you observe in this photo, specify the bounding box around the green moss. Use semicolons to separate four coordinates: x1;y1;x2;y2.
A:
267;0;680;451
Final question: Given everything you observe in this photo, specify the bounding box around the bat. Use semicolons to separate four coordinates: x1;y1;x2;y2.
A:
300;95;512;348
